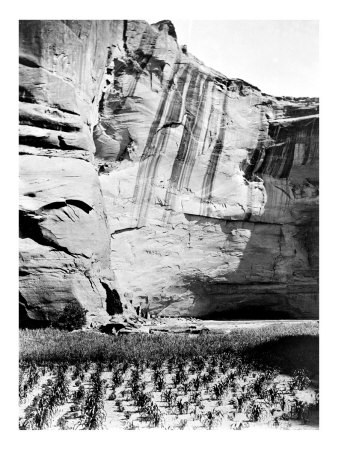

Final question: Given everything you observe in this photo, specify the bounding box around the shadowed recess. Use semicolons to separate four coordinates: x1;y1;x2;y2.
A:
19;292;50;329
101;283;123;315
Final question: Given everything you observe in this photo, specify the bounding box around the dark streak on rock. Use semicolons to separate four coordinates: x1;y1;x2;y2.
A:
201;93;227;202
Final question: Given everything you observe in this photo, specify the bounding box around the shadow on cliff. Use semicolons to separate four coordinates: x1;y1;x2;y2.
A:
181;116;319;321
182;214;319;320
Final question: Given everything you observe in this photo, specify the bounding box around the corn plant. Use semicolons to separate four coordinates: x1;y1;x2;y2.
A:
155;374;165;391
193;356;205;372
201;373;213;387
144;401;162;427
124;411;131;420
162;389;177;408
236;394;244;412
212;381;226;400
295;400;310;423
95;360;105;374
271;416;280;427
208;365;217;378
219;361;229;375
129;380;146;402
264;384;278;403
130;367;141;384
21;389;53;429
115;399;124;413
108;387;117;401
81;371;106;429
231;420;249;430
112;369;123;387
280;395;286;411
250;374;266;397
189;363;196;375
20;364;40;402
245;400;269;422
264;367;279;381
177;419;188;430
209;356;218;368
167;358;175;374
21;365;70;430
56;415;68;430
189;391;201;406
72;362;83;381
53;365;70;405
290;369;311;390
152;359;165;372
176;398;189;415
190;376;201;391
19;372;28;404
153;367;165;388
70;403;81;413
120;389;128;399
72;384;85;404
134;391;151;410
173;368;188;387
180;382;190;396
202;409;223;430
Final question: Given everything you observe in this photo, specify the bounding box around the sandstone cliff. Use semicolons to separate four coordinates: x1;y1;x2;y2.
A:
19;20;319;325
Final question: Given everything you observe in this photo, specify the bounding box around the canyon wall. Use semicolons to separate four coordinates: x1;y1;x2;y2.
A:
19;20;126;326
19;20;319;325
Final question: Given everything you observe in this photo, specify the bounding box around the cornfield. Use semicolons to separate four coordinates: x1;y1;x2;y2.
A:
19;324;319;430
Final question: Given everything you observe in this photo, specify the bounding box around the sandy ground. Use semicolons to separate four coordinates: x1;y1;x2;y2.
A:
200;319;318;332
19;362;319;430
137;318;319;334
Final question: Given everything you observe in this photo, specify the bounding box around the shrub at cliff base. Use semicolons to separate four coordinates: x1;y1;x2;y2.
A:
52;303;87;331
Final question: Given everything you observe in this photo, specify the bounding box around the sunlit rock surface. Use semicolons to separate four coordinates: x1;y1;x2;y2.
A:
19;20;319;324
19;20;125;326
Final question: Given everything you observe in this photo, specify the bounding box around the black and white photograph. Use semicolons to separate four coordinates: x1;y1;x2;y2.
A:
10;1;331;442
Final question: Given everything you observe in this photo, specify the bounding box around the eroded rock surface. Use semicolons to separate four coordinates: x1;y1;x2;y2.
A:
19;20;319;324
19;20;126;326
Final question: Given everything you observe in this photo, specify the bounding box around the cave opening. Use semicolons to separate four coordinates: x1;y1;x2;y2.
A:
102;283;123;315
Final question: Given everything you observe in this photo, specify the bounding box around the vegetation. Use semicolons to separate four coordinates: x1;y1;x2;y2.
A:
80;369;106;430
19;321;319;430
20;365;69;429
20;321;318;368
51;303;87;332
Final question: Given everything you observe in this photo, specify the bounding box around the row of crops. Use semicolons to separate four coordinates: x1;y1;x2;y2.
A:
19;352;319;430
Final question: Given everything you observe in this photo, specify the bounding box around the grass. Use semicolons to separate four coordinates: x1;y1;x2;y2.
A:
20;321;318;373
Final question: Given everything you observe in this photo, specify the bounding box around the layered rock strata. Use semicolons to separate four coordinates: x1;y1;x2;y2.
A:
19;20;319;325
19;20;125;326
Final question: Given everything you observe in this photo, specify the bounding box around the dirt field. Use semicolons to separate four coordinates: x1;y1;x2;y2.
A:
19;361;318;430
19;321;319;430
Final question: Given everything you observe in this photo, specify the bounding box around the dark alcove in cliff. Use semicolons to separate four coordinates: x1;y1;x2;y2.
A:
102;283;123;315
19;292;50;329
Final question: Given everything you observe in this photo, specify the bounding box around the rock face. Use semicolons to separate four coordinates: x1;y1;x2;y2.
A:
19;20;126;326
19;20;319;325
